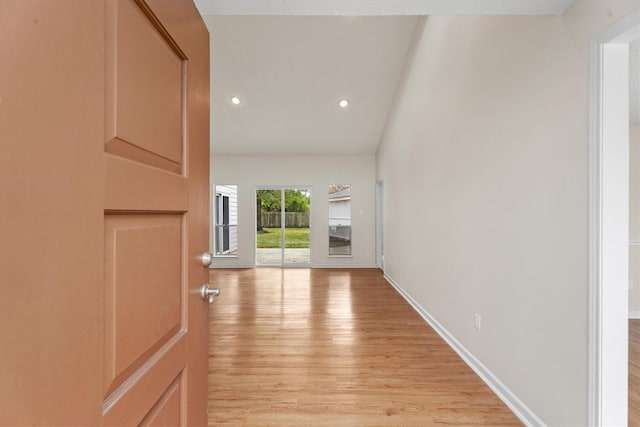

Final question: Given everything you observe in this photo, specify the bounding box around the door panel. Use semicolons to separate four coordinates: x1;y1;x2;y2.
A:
105;155;188;211
104;214;183;396
140;376;182;426
142;0;212;423
284;189;311;265
256;189;282;265
0;1;105;424
105;0;184;173
103;338;186;426
0;0;209;425
102;0;209;425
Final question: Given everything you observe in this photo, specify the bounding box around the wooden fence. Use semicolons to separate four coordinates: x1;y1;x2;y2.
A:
261;212;309;228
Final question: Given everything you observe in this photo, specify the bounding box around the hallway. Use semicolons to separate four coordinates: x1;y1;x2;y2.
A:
207;268;520;425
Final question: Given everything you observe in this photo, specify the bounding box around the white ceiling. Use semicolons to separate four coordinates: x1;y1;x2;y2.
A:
198;0;582;156
195;0;576;16
205;16;419;155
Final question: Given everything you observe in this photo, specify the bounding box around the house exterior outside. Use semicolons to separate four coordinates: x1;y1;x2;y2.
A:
215;184;238;255
328;186;351;245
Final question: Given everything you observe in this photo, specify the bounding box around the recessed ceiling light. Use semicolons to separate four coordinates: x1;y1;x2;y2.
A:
230;96;241;105
338;99;349;108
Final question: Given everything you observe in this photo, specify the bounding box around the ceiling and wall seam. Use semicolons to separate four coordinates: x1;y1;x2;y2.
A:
375;16;425;158
194;0;577;16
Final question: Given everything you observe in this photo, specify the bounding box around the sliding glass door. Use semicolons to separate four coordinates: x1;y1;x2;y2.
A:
284;189;311;264
256;187;311;266
255;189;281;265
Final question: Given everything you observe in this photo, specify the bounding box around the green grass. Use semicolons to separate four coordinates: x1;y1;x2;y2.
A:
257;228;310;248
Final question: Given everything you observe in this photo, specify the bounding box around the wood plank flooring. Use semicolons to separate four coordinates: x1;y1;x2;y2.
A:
631;319;640;427
207;268;521;426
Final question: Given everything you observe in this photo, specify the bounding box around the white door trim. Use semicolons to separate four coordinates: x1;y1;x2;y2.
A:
589;9;639;426
375;180;384;270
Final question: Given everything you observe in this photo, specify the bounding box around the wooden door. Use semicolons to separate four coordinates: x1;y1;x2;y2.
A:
0;0;210;425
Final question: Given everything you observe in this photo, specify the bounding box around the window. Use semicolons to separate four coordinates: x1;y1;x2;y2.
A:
328;184;351;256
214;185;238;256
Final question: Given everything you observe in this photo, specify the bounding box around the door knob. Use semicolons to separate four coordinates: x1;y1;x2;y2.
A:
200;283;220;304
199;252;213;267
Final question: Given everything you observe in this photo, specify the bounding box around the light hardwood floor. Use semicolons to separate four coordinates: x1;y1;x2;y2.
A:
631;319;640;427
207;268;521;426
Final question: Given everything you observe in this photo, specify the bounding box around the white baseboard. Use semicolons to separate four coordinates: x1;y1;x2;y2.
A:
383;274;546;427
629;310;640;319
210;264;378;269
313;264;377;269
209;264;254;269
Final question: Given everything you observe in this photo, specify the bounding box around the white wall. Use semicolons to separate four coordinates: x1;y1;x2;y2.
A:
211;155;376;267
375;2;640;425
630;125;640;316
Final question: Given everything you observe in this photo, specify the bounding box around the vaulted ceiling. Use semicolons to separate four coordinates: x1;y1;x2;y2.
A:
203;15;418;155
196;0;592;156
195;0;576;16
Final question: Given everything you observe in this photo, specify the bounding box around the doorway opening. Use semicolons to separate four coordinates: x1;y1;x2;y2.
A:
589;11;639;426
375;180;384;270
255;187;311;266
